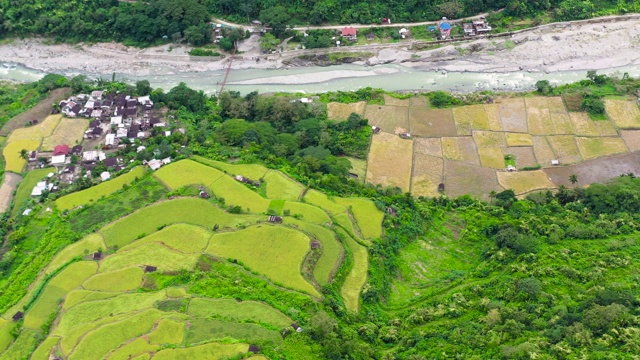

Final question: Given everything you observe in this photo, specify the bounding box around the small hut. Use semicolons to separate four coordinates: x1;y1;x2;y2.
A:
387;207;397;217
291;323;303;332
92;252;102;260
438;183;445;193
249;344;261;353
310;240;320;249
144;265;158;273
400;132;411;139
371;126;381;134
268;215;283;224
12;312;23;322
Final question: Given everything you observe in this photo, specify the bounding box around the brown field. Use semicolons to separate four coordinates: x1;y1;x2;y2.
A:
563;93;583;112
497;170;555;195
411;154;444;197
620;130;640;151
504;147;538;168
6;114;61;144
414;138;442;157
506;133;533;147
472;131;506;148
366;132;413;191
605;99;640;129
544;152;640;187
547;135;582;164
383;94;411;107
484;104;504;131
364;105;409;134
576;137;628;160
453;104;490;135
443;160;503;200
410;95;429;108
327;101;366;121
41;118;89;151
526;106;552;135
532;136;557;167
550;113;574;134
498;98;528;133
409;108;457;137
457;137;481;165
478;147;504;169
441;137;462;161
0;88;72;136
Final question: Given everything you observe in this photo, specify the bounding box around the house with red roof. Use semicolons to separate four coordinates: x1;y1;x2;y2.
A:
341;27;357;41
53;144;69;156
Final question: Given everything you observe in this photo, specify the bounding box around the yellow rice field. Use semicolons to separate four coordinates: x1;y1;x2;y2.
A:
605;99;640;128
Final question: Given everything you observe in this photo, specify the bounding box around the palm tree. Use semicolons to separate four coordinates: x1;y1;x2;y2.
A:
19;149;29;160
569;174;578;185
489;190;497;204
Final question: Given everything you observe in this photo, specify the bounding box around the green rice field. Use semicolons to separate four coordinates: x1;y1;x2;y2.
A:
334;197;384;239
193;155;269;180
152;342;249;360
264;170;304;200
148;318;184;345
83;267;144;292
336;229;369;313
108;338;158;360
11;167;55;217
119;223;211;253
303;189;347;215
187;298;292;328
46;233;105;273
99;242;199;273
283;201;331;225
209;174;271;213
153;159;225;190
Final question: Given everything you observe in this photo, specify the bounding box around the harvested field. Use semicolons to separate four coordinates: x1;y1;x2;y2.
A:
563;93;583;112
0;173;21;213
544;151;640;187
533;136;557;167
336;228;368;313
443;160;503;200
506;133;533;146
333;197;384;239
410;95;429;108
409;108;457;137
100;242;199;273
383;94;411;107
550;113;574;134
0;87;71;136
283;201;331;225
154;159;224;190
302;189;346;215
193;156;268;180
83;267;144;292
327;101;366;121
187;298;291;328
6;114;60;143
46;233;105;273
206;225;320;296
149;319;184;345
364;105;409;134
56;166;146;210
153;341;249;360
498;98;528;133
3;139;40;172
576;137;628;160
453;104;489;135
119;223;211;254
484;104;504;131
264;170;303;201
497;170;555;195
457;137;481;165
411;154;444;197
473;130;506;148
620;130;640;151
441;137;462;161
41;118;89;151
477;147;504;169
605;99;640;129
547;135;582;164
526;105;551;135
366;132;412;192
569;112;601;136
504;147;538;168
346;157;367;182
11;167;55;217
414;137;442;157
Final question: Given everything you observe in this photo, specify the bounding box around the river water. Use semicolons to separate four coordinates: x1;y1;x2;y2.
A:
2;62;640;94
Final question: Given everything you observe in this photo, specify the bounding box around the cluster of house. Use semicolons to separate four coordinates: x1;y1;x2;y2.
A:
435;17;492;40
234;175;261;187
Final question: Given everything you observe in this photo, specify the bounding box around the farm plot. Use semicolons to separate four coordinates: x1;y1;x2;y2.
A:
187;298;292;328
264;170;304;200
569;112;601;136
346;157;367;182
206;225;320;296
30;336;60;360
63;290;119;310
473;130;506;148
3;139;40;172
209;175;270;213
547;135;582;164
364;105;409;134
443;160;503;200
383;94;411;107
302;189;346;215
563;93;583;111
6;114;60;143
46;234;105;273
119;224;211;254
154;159;224;190
533;136;557;166
526;96;571;134
366;132;413;192
83;267;144;292
576;137;628;160
441;137;480;165
101;198;260;248
11;167;55;217
605;99;640;128
0;87;71;136
484;104;504;131
283;201;331;225
477;147;505;169
498;98;528;133
497;170;555;195
550;113;574;134
414;137;442;157
544;151;640;187
441;137;462;161
411;154;444;197
620;130;640;151
452;104;489;135
108;338;158;360
100;242;199;273
506;133;533;146
153;341;248;360
56;166;146;210
409;108;457;137
327;101;366;121
334;197;383;239
336;228;368;313
193;156;268;180
40;118;89;151
410;95;429;108
0;173;21;213
149;319;184;345
504;147;538;168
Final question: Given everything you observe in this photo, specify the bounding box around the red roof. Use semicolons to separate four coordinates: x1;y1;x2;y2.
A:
53;144;69;156
341;27;357;36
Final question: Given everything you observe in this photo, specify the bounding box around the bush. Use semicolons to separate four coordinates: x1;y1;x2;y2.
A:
189;48;221;57
428;91;460;108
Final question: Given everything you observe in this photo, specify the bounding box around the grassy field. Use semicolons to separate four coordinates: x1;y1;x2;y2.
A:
63;290;119;310
505;133;533;146
193;155;269;180
383;94;411;107
302;189;346;215
409;108;457;137
411;154;444;197
108;338;158;360
334;197;383;240
452;104;490;135
366;132;413;192
11;167;55;217
264;170;304;200
187;298;292;328
498;98;528;133
46;233;105;274
3;139;40;172
414;137;442;157
149;319;184;345
154;159;225;189
6;114;60;143
345;157;367;182
119;223;211;254
100;242;200;273
283;201;331;225
483;103;504;131
333;212;360;241
409;95;429;108
336;228;368;313
477;147;505;169
364;105;409;134
327;101;366;121
209;174;270;213
100;198;260;248
83;267;144;292
55;167;147;211
496;170;555;195
153;341;248;360
40;118;88;151
206;225;319;296
605;99;640;129
576;136;629;160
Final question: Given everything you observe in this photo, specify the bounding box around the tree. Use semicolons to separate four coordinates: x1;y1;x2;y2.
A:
259;33;280;52
569;174;578;184
19;149;29;160
183;24;211;46
135;80;152;96
438;1;465;19
581;97;605;114
535;80;552;94
259;6;291;39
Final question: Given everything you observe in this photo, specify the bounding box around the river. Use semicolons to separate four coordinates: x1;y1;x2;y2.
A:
2;62;640;94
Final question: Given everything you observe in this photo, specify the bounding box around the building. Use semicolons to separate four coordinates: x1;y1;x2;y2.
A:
439;19;452;40
463;17;492;36
341;27;357;41
53;144;69;156
51;154;66;166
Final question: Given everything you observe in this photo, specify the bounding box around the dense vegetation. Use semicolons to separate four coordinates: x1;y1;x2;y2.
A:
0;75;68;129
